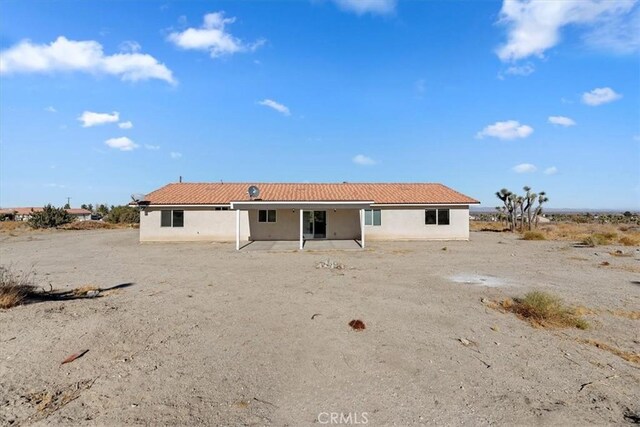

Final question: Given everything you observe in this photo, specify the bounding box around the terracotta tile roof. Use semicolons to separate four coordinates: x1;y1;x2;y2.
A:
144;183;479;205
66;209;92;215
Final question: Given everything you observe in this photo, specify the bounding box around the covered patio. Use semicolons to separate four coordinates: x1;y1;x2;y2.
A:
230;201;373;251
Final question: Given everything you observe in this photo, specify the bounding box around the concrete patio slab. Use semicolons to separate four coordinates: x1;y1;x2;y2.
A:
239;239;362;251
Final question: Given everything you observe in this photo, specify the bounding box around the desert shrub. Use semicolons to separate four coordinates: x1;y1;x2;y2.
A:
106;205;139;224
501;291;588;329
619;235;640;246
0;266;38;309
59;221;115;230
582;232;617;246
27;205;73;229
522;231;546;240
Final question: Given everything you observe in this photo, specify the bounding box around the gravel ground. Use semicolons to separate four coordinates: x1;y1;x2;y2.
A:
0;229;639;426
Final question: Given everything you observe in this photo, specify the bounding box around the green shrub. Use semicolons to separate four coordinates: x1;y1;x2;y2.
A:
106;205;140;224
27;205;73;229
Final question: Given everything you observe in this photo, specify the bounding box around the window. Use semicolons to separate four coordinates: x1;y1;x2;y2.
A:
364;209;381;226
161;210;171;227
425;209;437;225
258;209;277;223
172;210;184;227
214;207;230;211
438;209;450;225
425;208;450;225
161;210;184;227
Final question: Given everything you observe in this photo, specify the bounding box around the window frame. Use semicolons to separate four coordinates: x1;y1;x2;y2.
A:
258;209;277;223
425;208;450;226
364;209;381;226
160;209;184;227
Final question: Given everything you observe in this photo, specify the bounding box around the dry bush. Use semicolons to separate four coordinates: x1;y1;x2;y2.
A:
496;291;589;330
473;221;639;246
579;339;640;365
59;221;115;230
537;223;638;245
522;231;545;240
0;266;38;309
470;221;510;232
0;221;30;232
619;235;640;246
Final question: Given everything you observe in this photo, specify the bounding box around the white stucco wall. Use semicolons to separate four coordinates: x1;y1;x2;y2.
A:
140;208;249;242
139;206;470;242
364;206;469;240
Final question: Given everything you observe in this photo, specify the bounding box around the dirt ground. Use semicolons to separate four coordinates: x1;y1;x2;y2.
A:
1;229;639;426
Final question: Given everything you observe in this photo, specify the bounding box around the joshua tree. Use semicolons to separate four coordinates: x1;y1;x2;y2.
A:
522;186;538;230
533;192;549;228
496;188;516;231
496;187;549;231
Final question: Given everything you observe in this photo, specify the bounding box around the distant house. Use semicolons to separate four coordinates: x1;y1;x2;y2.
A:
0;207;92;221
66;208;93;221
136;182;480;249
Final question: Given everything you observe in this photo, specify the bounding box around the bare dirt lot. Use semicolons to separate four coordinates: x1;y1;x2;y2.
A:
1;230;639;426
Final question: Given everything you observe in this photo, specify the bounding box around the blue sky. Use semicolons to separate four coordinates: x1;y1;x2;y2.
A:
1;0;639;209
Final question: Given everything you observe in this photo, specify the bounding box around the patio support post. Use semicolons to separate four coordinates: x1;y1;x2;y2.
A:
360;208;365;249
235;209;240;251
299;209;304;250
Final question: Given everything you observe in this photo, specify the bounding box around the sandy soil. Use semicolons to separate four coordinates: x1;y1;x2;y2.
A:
1;229;639;426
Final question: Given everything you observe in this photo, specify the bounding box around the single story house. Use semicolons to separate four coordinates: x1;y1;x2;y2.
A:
137;182;479;249
0;207;92;221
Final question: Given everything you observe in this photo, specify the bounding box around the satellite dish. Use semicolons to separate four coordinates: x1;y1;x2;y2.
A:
131;193;146;203
248;185;260;199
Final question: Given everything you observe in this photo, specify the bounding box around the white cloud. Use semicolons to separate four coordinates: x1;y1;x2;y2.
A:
500;63;535;78
258;99;290;116
513;163;537;173
582;87;622;106
168;12;265;58
45;106;57;113
476;120;534;140
144;144;160;150
582;5;640;54
105;136;138;151
118;121;133;129
548;116;576;126
544;166;558;175
119;40;141;53
332;0;396;15
496;0;637;62
352;154;377;166
170;151;182;159
0;36;175;84
78;111;119;127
